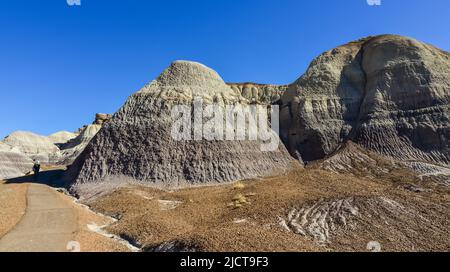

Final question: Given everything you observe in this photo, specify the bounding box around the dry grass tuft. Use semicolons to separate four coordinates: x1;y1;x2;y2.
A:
229;193;250;208
233;182;246;190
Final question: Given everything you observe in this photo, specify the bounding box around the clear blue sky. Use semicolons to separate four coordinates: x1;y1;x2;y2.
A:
1;0;449;138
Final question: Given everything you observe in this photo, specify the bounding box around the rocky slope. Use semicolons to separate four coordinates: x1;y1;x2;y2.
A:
280;35;450;166
68;61;295;188
314;141;450;187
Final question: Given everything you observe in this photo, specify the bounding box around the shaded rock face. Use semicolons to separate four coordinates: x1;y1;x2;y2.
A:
69;61;294;187
281;40;365;161
281;35;450;164
228;83;287;105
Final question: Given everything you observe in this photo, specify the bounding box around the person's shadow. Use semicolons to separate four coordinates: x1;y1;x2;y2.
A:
5;169;68;188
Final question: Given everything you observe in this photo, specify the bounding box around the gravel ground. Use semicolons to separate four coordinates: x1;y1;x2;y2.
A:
86;167;450;252
0;181;27;238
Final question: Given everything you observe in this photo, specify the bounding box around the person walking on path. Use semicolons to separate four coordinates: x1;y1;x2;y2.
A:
32;160;41;181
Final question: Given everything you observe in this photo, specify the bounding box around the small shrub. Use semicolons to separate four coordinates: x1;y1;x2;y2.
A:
229;193;251;209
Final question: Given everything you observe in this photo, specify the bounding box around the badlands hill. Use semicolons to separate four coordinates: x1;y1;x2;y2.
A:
68;61;295;187
280;35;450;164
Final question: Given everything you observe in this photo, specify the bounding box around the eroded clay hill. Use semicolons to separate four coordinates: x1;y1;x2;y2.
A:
68;61;294;188
280;35;450;164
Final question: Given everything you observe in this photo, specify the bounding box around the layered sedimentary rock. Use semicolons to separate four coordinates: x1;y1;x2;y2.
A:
0;113;109;172
2;131;61;163
0;149;33;179
316;141;403;176
0;142;33;179
59;124;102;165
281;35;450;164
3;131;59;156
68;61;294;187
281;196;448;247
0;132;58;178
228;83;287;105
316;141;450;186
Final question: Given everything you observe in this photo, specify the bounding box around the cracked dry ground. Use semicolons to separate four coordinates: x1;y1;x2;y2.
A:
83;167;450;252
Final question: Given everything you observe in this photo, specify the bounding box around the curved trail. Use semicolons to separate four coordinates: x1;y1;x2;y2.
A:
0;183;77;252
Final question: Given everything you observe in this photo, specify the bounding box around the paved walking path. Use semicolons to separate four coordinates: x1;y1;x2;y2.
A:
0;183;77;252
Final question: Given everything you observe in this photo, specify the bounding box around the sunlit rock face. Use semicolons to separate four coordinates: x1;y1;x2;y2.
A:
281;35;450;164
0;142;33;179
2;131;61;164
3;131;60;156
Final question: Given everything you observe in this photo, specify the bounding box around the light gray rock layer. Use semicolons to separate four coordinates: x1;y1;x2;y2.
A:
0;149;33;179
3;131;59;156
